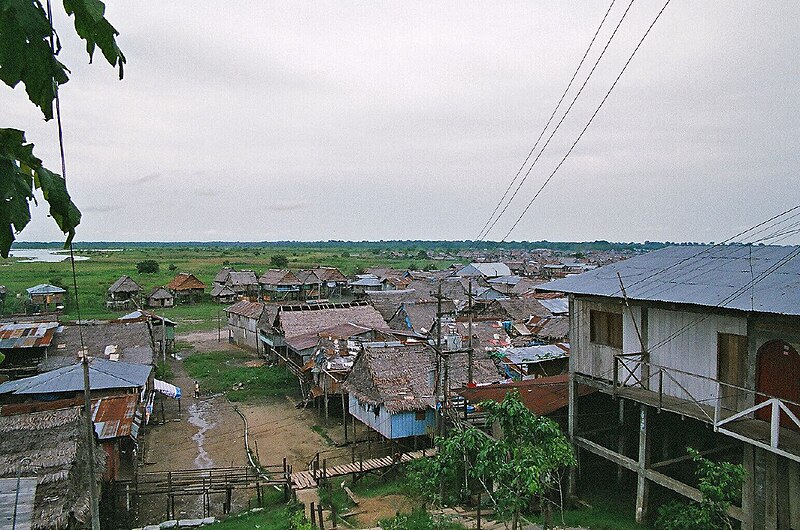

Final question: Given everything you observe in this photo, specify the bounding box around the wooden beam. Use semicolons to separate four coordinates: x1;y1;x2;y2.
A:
650;444;738;470
574;436;744;522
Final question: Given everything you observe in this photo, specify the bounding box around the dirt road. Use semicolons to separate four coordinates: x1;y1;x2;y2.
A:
137;331;358;525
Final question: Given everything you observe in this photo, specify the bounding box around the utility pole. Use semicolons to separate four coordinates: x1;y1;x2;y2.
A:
468;279;473;385
434;282;443;436
81;347;101;530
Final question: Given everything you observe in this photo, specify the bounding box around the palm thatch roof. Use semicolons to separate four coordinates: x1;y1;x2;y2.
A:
166;273;206;291
259;269;300;286
343;343;436;414
278;304;389;340
107;275;141;294
0;407;104;530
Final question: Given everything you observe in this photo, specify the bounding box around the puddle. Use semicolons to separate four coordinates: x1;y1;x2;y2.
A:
187;401;215;468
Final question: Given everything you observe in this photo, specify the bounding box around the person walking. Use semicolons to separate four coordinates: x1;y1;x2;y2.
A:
194;380;200;399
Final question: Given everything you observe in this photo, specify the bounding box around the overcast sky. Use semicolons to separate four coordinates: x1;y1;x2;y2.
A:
6;1;800;244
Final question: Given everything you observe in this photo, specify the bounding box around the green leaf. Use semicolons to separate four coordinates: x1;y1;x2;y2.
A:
0;128;81;257
62;0;125;79
0;0;70;120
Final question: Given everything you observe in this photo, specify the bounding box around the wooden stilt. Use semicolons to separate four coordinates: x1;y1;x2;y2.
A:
635;405;651;524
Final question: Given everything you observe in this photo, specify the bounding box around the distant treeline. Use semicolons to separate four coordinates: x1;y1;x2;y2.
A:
10;240;689;252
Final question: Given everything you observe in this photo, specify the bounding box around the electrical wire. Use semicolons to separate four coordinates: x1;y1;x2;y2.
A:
479;0;640;244
497;0;673;244
473;0;619;242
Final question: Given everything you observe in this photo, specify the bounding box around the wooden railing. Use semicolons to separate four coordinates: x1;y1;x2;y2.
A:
610;353;800;462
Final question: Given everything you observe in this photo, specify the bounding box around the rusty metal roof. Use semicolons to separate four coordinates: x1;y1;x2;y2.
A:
225;300;264;319
0;322;59;349
91;394;141;440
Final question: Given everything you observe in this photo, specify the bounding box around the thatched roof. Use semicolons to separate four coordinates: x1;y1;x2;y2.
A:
148;286;173;300
226;271;259;287
107;275;141;294
343;343;436;414
312;267;347;283
0;407;104;530
259;269;300;286
211;284;237;298
214;267;234;284
166;273;206;291
278;304;389;340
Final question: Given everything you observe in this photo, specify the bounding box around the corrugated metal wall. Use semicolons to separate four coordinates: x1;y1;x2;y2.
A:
390;409;434;438
573;297;748;403
349;394;392;439
572;298;623;380
647;307;746;403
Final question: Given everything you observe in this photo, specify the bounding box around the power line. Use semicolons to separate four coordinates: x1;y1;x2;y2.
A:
480;0;640;244
647;246;800;352
473;0;619;242
498;0;673;244
607;204;800;299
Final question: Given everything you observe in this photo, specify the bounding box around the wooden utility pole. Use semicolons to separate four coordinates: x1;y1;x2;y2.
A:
434;282;443;436
467;279;474;385
81;346;101;530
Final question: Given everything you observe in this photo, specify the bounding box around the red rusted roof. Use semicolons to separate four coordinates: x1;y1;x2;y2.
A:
91;394;140;440
456;374;595;416
166;273;206;291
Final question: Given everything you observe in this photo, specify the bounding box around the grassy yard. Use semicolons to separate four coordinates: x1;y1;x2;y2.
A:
183;350;299;401
1;244;459;329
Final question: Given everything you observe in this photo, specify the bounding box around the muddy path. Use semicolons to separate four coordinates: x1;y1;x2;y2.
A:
137;329;410;526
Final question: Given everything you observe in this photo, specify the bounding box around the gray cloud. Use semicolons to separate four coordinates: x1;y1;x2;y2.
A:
7;1;800;244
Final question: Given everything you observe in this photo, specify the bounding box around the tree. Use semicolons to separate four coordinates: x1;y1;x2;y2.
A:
410;391;576;530
0;0;125;257
136;259;158;274
270;255;289;268
655;448;745;530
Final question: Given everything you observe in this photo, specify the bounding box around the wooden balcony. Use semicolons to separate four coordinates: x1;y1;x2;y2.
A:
574;353;800;463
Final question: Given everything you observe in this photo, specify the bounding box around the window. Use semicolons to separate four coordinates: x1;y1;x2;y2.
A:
590;310;623;348
415;410;427;421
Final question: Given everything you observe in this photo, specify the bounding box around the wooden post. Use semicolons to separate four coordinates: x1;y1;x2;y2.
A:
310;502;316;528
341;390;348;442
567;372;578;498
477;492;481;530
617;399;625;484
317;503;325;530
635;405;652;524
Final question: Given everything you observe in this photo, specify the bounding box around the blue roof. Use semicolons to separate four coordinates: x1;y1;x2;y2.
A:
0;358;151;395
539;245;800;316
25;284;66;295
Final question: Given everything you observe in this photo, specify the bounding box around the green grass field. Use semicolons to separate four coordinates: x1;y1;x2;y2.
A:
183;349;299;401
0;245;458;330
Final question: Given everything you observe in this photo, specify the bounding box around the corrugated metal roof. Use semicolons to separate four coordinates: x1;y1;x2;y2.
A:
0;477;37;530
92;394;140;440
0;358;151;395
456;374;594;416
225;300;264;319
501;343;569;365
25;284;65;295
537;297;569;315
0;322;59;349
539;245;800;316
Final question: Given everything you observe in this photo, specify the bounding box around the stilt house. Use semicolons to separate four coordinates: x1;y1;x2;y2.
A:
540;244;800;528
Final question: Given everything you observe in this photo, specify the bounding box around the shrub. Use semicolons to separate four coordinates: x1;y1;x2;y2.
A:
136;260;159;274
270;255;289;268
